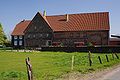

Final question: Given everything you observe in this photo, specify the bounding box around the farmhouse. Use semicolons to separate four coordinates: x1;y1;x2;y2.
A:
11;11;110;48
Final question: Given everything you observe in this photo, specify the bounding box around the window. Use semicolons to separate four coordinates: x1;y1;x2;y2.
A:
33;35;36;38
70;33;73;37
19;36;22;39
34;26;37;30
46;34;49;37
19;41;22;46
14;41;17;46
14;36;17;39
54;33;64;38
28;34;31;38
40;34;43;37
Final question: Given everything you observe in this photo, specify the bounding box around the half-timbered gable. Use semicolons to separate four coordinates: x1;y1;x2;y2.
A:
24;12;53;47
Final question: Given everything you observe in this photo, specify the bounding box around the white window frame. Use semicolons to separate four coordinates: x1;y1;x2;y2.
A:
40;34;43;37
14;41;17;46
19;41;22;46
33;35;36;38
46;34;49;37
28;34;31;38
34;26;37;30
19;36;22;39
14;36;17;39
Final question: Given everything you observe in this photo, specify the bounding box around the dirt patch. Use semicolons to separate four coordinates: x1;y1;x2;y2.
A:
56;64;120;80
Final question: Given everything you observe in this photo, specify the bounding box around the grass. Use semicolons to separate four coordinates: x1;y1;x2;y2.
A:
0;50;120;80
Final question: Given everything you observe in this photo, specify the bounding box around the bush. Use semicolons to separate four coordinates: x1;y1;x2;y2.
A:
0;71;26;79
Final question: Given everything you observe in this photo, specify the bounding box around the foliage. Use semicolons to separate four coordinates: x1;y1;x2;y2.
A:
0;23;7;45
0;51;120;80
87;42;94;47
0;71;26;80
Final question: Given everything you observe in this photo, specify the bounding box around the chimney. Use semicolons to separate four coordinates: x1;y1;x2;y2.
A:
43;10;46;17
21;19;25;22
66;14;69;22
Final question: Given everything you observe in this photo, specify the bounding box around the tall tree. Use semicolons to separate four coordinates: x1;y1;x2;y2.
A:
0;23;7;45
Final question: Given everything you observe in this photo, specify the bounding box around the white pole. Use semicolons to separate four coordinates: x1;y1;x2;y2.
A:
71;55;74;70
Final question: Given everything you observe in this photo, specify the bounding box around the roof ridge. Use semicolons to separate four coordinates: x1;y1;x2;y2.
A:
46;12;109;17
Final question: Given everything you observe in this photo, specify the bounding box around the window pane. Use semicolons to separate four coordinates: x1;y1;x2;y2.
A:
19;41;22;46
19;36;22;39
14;41;17;46
14;36;17;39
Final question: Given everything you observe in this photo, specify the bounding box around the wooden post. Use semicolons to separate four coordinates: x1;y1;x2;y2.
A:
88;51;92;66
115;53;119;59
105;55;109;62
25;57;33;80
71;55;74;70
98;56;102;64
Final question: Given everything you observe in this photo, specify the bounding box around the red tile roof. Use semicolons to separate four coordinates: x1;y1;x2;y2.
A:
46;12;110;32
11;20;31;35
12;12;110;35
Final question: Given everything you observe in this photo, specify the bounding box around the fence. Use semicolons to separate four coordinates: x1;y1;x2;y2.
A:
25;57;33;80
24;51;120;80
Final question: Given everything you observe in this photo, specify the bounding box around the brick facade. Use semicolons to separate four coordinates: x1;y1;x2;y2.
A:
53;31;109;47
24;12;53;48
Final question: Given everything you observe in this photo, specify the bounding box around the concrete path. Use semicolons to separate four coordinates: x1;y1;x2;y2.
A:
98;66;120;80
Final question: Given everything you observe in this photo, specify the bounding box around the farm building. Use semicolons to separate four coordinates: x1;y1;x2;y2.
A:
109;38;120;45
11;11;110;48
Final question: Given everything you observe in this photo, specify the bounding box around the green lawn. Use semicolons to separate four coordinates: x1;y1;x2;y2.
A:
0;50;120;80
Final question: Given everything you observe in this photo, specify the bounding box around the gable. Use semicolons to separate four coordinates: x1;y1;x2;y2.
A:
24;12;53;33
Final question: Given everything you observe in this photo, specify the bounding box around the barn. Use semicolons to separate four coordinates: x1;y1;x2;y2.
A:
11;11;110;48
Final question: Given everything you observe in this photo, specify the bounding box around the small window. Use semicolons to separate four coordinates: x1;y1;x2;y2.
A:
28;35;31;38
19;36;22;39
14;36;17;39
35;26;37;29
19;41;22;46
33;35;36;38
46;34;49;37
14;41;17;46
70;33;73;37
40;34;43;37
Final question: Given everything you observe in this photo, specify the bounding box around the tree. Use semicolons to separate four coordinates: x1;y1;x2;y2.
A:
0;23;7;46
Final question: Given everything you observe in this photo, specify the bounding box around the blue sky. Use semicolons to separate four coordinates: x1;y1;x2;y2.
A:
0;0;120;37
